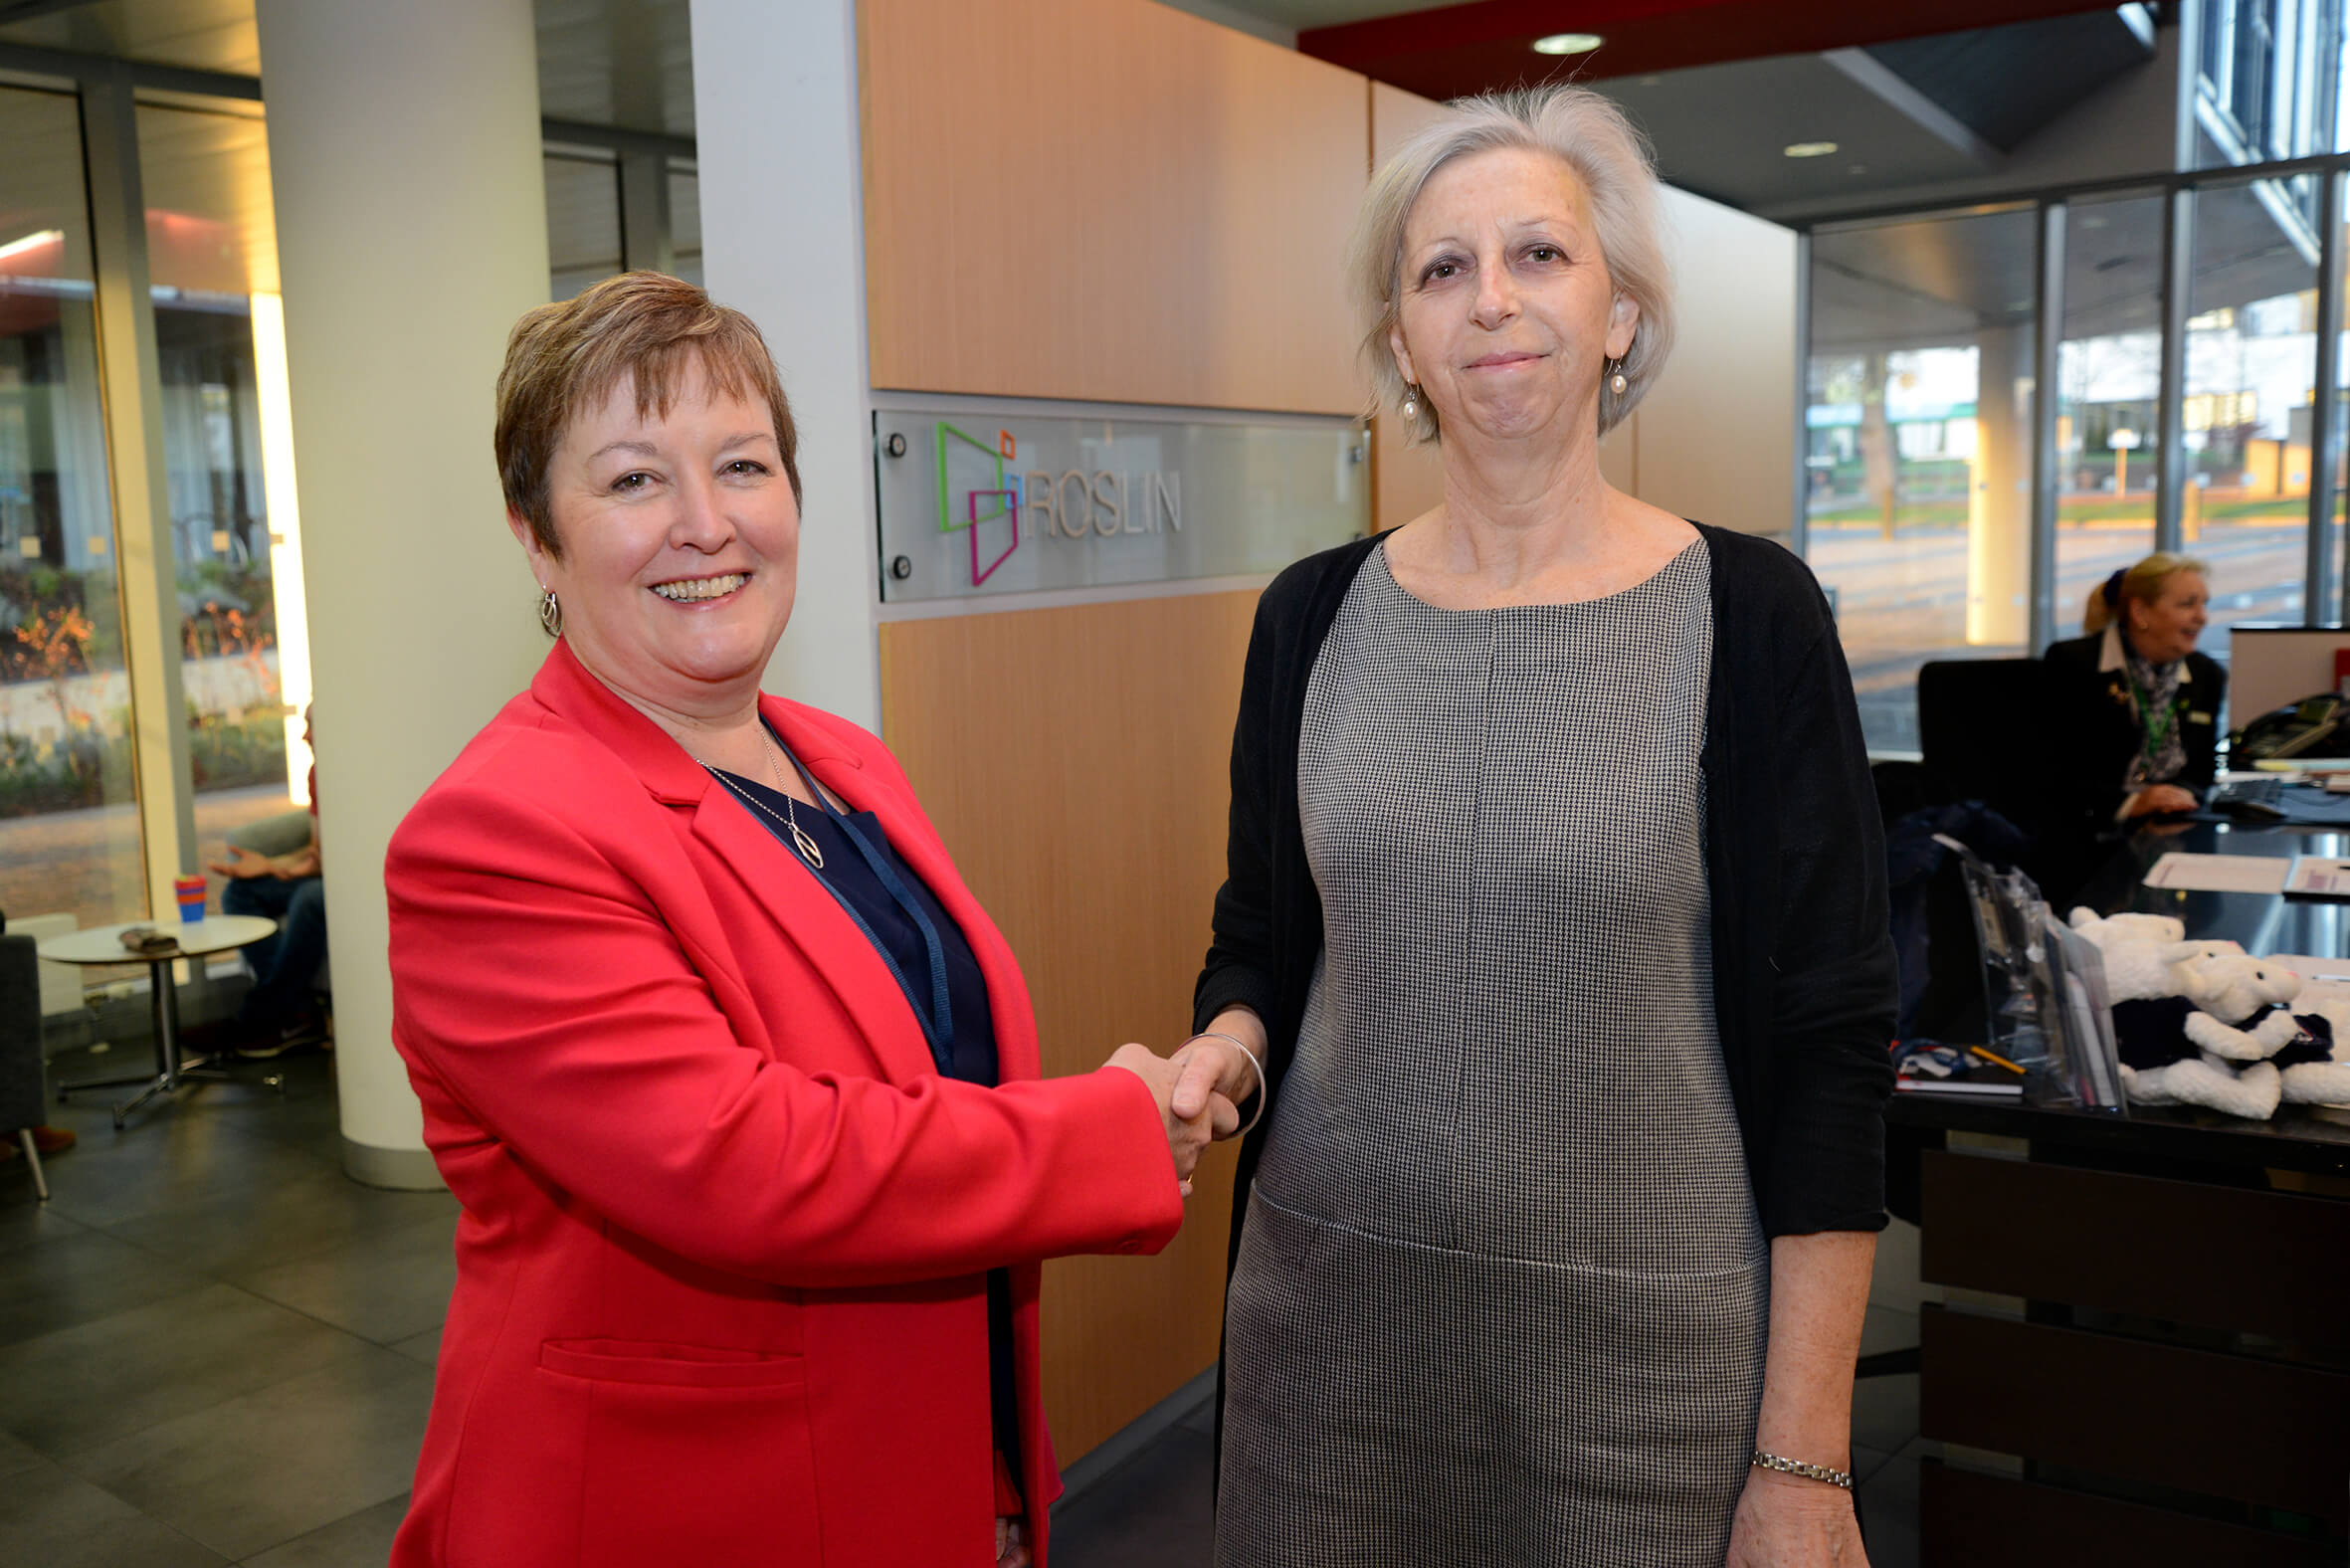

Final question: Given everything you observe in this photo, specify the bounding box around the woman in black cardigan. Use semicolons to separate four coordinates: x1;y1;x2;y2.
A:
2043;552;2222;825
1165;86;1894;1568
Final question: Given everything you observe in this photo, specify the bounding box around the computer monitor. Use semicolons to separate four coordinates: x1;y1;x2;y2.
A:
2227;625;2350;731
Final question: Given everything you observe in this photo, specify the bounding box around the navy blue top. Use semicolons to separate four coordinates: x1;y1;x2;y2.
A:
714;765;1019;1493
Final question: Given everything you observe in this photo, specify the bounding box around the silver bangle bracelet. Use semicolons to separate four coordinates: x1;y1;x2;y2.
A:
1187;1031;1268;1138
1749;1451;1854;1490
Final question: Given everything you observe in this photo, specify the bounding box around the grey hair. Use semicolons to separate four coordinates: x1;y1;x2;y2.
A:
1347;85;1674;444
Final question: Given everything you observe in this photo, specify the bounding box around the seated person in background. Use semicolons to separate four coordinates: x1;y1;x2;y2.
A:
207;709;327;1059
2044;553;2223;827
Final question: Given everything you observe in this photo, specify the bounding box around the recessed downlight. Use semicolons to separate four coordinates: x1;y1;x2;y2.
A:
1532;32;1603;56
1784;141;1840;158
0;228;63;265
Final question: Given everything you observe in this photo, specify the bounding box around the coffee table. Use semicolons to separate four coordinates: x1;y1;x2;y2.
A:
41;916;280;1128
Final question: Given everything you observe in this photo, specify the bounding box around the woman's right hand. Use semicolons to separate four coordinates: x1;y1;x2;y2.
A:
2125;784;2198;819
1105;1043;1226;1188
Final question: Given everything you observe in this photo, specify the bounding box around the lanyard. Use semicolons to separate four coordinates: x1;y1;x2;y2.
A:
710;732;956;1074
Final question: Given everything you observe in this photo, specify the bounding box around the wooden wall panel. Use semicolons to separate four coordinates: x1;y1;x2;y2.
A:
879;592;1258;1461
861;0;1366;414
1369;82;1448;531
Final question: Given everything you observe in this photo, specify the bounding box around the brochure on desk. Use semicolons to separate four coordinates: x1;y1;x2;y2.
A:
2283;856;2350;898
1941;836;2128;1113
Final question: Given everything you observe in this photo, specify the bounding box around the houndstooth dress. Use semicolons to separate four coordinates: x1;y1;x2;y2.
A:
1214;539;1768;1568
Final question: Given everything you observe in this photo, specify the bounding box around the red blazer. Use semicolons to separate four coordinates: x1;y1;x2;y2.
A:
385;641;1181;1568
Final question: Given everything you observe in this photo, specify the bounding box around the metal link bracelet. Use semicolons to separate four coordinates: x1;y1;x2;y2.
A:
1185;1031;1268;1138
1750;1451;1854;1489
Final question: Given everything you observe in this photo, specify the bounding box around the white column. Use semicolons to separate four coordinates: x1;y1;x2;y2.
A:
254;0;551;1188
689;0;880;731
1966;325;2033;648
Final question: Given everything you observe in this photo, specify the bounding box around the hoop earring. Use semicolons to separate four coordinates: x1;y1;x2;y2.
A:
1399;383;1421;420
1606;357;1628;397
538;587;562;639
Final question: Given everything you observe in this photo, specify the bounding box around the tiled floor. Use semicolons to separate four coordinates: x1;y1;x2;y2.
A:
2;1048;433;1568
2;1045;1925;1566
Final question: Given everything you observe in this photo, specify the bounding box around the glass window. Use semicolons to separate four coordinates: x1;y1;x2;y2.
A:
2330;171;2348;625
2200;0;2344;169
1806;205;2039;752
2056;192;2164;641
545;153;621;299
669;163;699;288
2185;174;2322;704
136;101;309;902
0;85;143;931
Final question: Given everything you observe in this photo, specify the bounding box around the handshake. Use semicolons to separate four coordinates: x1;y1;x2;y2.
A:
1103;1014;1266;1197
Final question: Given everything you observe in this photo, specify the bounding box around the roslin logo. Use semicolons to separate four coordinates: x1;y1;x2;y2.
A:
936;422;1020;586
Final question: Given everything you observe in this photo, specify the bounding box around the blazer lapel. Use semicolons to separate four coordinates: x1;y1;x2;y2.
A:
766;700;1044;1085
527;644;940;1087
685;787;942;1087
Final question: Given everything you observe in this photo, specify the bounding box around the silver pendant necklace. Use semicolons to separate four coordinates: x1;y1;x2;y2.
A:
700;727;824;869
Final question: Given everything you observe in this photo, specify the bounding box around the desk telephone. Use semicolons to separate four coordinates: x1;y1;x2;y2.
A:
2233;692;2350;763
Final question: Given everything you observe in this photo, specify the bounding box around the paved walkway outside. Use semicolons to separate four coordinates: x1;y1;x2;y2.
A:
0;783;295;937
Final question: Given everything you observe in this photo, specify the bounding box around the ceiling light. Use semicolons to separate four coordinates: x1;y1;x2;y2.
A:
1532;33;1603;56
1784;141;1839;158
0;228;63;265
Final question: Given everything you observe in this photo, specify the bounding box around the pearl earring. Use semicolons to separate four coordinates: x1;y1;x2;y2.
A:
1400;383;1420;420
1607;357;1628;397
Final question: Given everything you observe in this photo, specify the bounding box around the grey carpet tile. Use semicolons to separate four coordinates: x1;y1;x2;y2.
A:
1858;1438;1926;1568
0;1192;94;1257
61;1349;433;1563
1051;1425;1216;1568
0;1282;377;1460
39;1118;341;1232
0;1224;210;1351
0;1459;229;1568
162;1062;346;1158
242;1492;410;1568
0;1157;54;1215
0;1428;45;1481
1177;1392;1217;1437
1850;1371;1921;1457
233;1209;457;1346
386;1326;441;1367
99;1165;456;1280
1852;1442;1896;1487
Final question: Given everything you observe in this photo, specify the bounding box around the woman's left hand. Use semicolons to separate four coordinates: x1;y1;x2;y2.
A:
995;1515;1031;1567
1168;1020;1263;1141
1724;1470;1868;1567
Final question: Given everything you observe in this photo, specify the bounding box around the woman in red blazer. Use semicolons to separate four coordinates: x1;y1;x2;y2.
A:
384;273;1222;1568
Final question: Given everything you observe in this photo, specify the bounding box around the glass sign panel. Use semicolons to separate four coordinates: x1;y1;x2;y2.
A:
874;405;1368;602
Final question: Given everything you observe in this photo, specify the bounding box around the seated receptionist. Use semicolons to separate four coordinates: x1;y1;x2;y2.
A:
2043;551;2222;827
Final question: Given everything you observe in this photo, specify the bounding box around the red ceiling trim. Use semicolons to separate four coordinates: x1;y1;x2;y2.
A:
1300;0;2129;87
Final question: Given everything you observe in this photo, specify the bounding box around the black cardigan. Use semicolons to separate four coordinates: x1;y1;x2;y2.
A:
1193;524;1897;1262
2041;630;2226;830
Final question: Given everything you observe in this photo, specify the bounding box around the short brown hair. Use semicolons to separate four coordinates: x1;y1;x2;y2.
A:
494;272;801;558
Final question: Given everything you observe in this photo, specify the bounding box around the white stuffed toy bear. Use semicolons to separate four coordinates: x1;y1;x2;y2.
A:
2063;908;2324;1119
2275;987;2350;1108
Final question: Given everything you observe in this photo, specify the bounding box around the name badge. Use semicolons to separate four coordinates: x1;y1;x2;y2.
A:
2188;710;2214;724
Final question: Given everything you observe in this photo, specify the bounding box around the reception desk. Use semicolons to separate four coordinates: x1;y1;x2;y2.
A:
1892;819;2350;1568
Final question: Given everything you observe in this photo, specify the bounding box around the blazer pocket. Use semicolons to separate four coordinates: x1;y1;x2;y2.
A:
539;1337;807;1390
537;1339;822;1567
